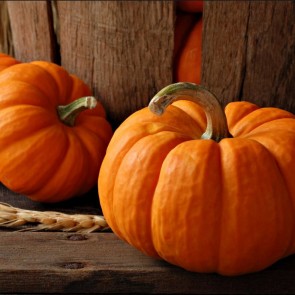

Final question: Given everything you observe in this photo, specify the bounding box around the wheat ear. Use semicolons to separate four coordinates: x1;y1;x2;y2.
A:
0;202;109;233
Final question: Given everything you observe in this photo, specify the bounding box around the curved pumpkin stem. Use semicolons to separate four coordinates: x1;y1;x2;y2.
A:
57;96;97;127
148;82;231;142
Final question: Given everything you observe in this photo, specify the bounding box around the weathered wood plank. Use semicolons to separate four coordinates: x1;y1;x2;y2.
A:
7;1;58;62
1;185;295;294
1;184;295;294
0;231;295;294
202;1;295;112
57;1;174;127
0;1;13;55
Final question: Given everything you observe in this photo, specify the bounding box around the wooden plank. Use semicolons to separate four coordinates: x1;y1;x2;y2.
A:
202;1;295;112
0;1;13;55
1;185;295;294
57;1;174;127
6;1;58;62
1;184;295;293
0;231;295;294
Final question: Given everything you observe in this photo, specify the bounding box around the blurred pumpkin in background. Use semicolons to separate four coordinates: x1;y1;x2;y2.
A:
176;0;204;13
174;1;203;84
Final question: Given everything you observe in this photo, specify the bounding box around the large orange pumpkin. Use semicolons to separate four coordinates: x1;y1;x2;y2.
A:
0;56;112;202
98;82;295;276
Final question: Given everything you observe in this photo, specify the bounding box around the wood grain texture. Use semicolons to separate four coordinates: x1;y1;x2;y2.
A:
7;1;57;62
1;184;295;294
57;1;174;127
0;1;13;55
202;1;295;112
0;230;295;294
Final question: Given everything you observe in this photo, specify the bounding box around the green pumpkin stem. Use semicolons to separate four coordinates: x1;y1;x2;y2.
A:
57;96;97;127
148;82;232;142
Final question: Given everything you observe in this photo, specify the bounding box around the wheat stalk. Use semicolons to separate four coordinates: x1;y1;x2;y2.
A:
0;202;109;233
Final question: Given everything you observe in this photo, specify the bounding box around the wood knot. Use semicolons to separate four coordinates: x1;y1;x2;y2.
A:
67;234;88;241
62;262;86;269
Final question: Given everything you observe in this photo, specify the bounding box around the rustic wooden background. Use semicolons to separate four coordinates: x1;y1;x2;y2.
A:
0;1;295;293
202;1;295;112
0;1;294;128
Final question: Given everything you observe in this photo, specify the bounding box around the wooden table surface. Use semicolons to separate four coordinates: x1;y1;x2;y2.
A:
1;183;295;294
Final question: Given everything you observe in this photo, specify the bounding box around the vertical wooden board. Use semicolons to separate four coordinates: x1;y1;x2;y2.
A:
202;1;250;103
242;1;295;111
202;1;295;112
0;1;13;55
7;1;57;62
57;1;174;127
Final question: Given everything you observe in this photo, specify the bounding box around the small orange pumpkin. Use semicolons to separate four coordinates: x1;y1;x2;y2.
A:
98;82;295;276
0;56;112;202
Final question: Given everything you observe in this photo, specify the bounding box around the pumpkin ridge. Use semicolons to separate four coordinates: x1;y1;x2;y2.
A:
68;74;91;104
72;126;108;195
258;140;295;257
172;100;207;132
27;128;86;202
63;128;91;196
229;107;295;137
0;63;61;106
151;139;222;271
112;134;166;236
113;130;190;257
135;121;199;139
255;138;295;259
28;126;89;202
108;133;157;239
216;142;225;274
244;134;295;255
225;101;259;133
0;124;69;197
0;80;56;110
242;118;295;138
100;128;190;240
119;104;205;139
0;106;58;154
0;53;20;71
31;61;74;105
218;138;293;275
75;116;113;147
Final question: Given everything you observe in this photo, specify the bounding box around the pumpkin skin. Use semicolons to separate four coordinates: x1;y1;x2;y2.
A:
0;59;112;203
98;83;295;276
0;53;20;71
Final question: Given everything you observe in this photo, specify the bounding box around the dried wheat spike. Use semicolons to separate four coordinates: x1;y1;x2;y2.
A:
0;202;109;233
